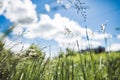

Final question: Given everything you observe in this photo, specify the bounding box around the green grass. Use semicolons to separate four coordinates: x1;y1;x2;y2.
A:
1;1;120;79
0;45;120;80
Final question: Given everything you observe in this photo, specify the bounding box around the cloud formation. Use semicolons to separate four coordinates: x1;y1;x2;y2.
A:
0;0;37;24
0;0;119;52
117;34;120;39
109;43;120;51
2;37;30;53
13;13;104;50
45;4;51;12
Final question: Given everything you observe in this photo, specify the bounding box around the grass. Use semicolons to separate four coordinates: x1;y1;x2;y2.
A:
0;1;119;79
0;44;120;80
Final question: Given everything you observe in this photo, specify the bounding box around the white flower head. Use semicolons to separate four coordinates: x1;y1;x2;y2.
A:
101;24;106;33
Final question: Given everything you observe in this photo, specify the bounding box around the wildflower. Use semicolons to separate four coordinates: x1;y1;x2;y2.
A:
64;26;73;38
101;23;106;33
64;26;71;34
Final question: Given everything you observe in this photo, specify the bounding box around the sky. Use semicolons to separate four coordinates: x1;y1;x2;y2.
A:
0;0;120;56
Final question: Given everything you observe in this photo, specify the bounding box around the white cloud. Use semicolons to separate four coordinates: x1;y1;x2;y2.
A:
0;0;37;24
23;13;88;39
117;34;120;39
107;43;120;51
58;38;102;51
45;4;51;12
3;37;30;53
17;13;104;50
87;32;111;40
0;32;30;53
12;24;25;35
0;0;7;15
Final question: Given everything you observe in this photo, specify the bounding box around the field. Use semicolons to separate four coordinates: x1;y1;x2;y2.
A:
0;44;120;80
0;0;120;80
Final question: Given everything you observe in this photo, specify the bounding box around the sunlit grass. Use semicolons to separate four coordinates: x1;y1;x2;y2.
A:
0;1;120;79
0;44;120;80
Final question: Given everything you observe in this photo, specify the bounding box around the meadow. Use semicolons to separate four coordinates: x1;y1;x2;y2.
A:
0;1;120;80
0;43;120;80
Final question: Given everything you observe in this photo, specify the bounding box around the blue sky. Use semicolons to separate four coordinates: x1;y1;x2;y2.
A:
0;0;120;56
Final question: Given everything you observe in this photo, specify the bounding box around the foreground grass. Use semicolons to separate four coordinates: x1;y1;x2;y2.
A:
0;46;120;80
